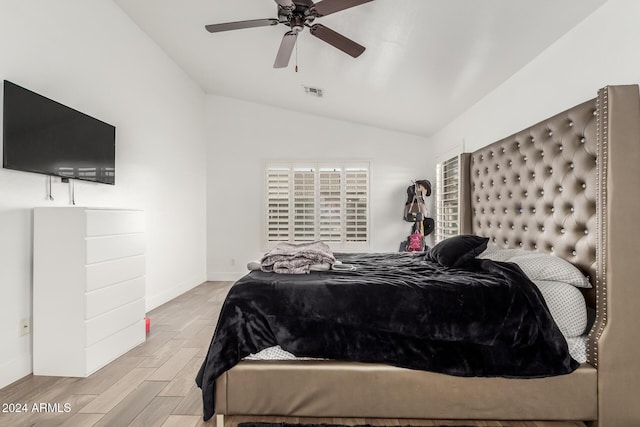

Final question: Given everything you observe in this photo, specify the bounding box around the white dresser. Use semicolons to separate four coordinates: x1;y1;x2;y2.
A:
33;207;146;377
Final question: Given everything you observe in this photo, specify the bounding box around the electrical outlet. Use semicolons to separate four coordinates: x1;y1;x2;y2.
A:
19;318;31;336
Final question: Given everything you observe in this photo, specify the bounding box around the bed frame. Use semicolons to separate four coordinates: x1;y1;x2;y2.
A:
212;85;640;427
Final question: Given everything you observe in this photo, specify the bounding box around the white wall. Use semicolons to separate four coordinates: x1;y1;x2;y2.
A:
431;0;640;159
206;96;432;280
0;0;207;388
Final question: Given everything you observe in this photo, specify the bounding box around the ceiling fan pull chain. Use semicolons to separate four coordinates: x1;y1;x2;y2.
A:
295;38;299;72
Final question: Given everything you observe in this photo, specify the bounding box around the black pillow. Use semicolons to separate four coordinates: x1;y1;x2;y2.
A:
425;235;489;268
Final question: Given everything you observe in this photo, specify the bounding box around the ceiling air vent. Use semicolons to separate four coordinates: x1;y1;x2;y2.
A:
303;86;323;98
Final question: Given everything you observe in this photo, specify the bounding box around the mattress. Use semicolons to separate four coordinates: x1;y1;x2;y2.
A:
245;335;587;363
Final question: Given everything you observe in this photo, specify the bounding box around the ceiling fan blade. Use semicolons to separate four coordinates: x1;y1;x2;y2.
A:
274;0;295;8
310;24;365;58
311;0;373;17
205;18;279;33
273;31;298;68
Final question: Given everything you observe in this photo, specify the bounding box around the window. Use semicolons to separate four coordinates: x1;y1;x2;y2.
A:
436;156;460;242
265;162;370;250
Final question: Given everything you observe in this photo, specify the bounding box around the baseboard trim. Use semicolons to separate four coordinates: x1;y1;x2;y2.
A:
207;272;246;282
145;274;206;312
0;341;32;389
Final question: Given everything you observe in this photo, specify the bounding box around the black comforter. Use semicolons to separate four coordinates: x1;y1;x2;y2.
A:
196;252;578;421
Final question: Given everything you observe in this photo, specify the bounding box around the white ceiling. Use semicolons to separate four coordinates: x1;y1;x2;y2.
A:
114;0;608;137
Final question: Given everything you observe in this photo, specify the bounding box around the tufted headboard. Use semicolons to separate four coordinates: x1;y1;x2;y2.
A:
457;85;640;425
464;98;598;307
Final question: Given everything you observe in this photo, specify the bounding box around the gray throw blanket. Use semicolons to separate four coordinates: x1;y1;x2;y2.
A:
261;241;335;274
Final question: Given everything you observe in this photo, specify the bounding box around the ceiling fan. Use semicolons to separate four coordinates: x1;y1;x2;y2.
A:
205;0;373;68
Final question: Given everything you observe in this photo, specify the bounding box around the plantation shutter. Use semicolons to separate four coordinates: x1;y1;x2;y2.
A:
265;162;370;250
293;168;316;241
265;167;290;242
345;167;368;243
319;169;342;242
436;156;460;242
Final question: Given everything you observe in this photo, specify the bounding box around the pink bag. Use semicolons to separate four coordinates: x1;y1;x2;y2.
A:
407;232;423;252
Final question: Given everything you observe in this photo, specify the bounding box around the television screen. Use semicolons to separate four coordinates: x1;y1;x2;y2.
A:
2;80;115;184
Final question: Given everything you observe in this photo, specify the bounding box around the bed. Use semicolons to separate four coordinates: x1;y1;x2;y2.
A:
197;85;640;427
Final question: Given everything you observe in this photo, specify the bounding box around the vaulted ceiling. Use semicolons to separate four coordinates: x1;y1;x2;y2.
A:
114;0;608;137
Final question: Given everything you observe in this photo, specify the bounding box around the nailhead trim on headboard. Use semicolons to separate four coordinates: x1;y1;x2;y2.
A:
588;87;609;368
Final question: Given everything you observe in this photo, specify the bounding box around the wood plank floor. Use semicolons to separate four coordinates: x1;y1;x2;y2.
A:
0;281;586;427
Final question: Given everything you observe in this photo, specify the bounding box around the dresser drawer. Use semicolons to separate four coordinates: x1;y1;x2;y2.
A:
86;233;145;264
85;320;145;375
86;209;145;237
86;255;145;292
85;276;145;319
85;298;145;346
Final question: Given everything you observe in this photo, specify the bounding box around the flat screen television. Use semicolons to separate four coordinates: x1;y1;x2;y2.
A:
2;80;115;184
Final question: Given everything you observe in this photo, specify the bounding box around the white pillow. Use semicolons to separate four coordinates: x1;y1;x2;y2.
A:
478;244;528;262
533;280;588;338
509;253;592;288
566;336;587;363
